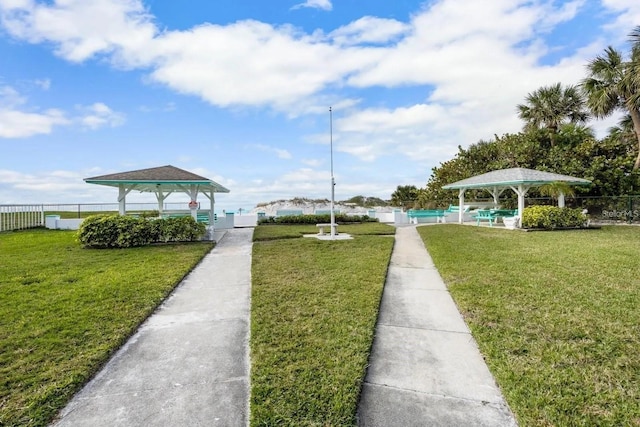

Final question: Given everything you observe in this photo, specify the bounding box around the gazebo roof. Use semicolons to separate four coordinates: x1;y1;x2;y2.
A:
442;167;591;190
85;165;230;193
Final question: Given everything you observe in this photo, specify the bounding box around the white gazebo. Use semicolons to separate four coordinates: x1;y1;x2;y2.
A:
442;167;591;227
84;165;230;225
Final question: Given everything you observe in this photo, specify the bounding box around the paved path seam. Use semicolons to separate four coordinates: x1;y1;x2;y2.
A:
376;322;474;335
363;382;511;408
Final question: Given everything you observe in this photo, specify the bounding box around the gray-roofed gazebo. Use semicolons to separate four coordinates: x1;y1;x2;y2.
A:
85;165;230;225
442;167;591;227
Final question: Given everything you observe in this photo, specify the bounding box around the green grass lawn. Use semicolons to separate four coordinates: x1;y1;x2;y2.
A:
417;225;640;427
0;229;214;427
11;221;635;426
250;223;395;426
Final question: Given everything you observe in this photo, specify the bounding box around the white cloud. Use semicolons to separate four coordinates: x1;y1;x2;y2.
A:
329;16;410;46
0;1;381;110
34;78;50;90
0;168;93;204
0;85;25;106
0;109;68;138
0;86;124;137
601;0;640;35
250;144;293;159
77;102;125;129
138;102;176;113
145;20;380;110
0;0;156;63
302;158;323;167
291;0;332;11
1;0;637;168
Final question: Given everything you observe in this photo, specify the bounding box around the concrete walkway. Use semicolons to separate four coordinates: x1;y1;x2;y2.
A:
357;225;518;427
52;228;253;427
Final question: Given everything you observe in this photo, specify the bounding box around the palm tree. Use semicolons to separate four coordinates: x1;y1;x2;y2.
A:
581;26;640;169
539;181;575;207
517;83;590;147
390;185;418;208
607;114;635;142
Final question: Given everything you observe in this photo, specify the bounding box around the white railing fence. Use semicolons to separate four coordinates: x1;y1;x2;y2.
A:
0;205;45;232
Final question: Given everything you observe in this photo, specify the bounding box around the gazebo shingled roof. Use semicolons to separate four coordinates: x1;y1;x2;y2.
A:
441;167;591;190
85;165;230;193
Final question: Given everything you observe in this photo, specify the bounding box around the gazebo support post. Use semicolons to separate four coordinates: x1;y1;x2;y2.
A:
118;184;134;216
458;189;466;224
209;190;215;227
202;190;215;226
509;184;530;228
156;189;165;218
490;186;505;207
189;184;199;221
558;192;565;208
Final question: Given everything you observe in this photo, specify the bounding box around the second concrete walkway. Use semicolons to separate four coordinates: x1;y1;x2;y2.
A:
357;225;517;427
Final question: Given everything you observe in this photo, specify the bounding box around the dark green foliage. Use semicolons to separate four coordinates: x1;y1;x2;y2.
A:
157;217;206;242
77;215;206;248
422;132;548;203
521;206;586;229
422;125;640;203
257;213;377;225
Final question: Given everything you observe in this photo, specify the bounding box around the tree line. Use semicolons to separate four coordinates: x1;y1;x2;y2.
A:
392;26;640;207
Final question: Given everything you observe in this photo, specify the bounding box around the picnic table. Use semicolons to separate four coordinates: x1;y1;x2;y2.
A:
472;209;517;227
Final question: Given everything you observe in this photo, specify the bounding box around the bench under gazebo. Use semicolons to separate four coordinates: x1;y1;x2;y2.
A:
442;168;591;227
84;165;230;227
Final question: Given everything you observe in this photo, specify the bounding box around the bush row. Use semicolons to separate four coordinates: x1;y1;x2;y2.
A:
77;215;206;248
521;206;587;229
257;213;378;225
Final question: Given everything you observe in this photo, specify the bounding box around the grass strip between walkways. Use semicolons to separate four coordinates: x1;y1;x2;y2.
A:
0;229;214;427
250;223;395;426
417;224;640;427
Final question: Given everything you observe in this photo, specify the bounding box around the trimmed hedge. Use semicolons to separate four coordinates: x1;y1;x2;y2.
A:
257;213;378;225
521;206;586;229
77;215;206;248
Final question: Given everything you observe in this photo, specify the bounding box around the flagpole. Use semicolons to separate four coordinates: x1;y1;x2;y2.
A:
330;106;336;239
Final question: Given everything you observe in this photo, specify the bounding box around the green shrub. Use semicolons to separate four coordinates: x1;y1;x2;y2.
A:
257;213;377;225
77;215;121;248
78;215;206;248
522;206;586;229
159;217;206;242
115;216;146;247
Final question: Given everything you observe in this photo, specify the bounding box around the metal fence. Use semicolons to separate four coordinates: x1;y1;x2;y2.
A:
4;196;640;233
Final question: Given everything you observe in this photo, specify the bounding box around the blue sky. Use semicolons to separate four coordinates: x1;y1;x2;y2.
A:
1;0;639;212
